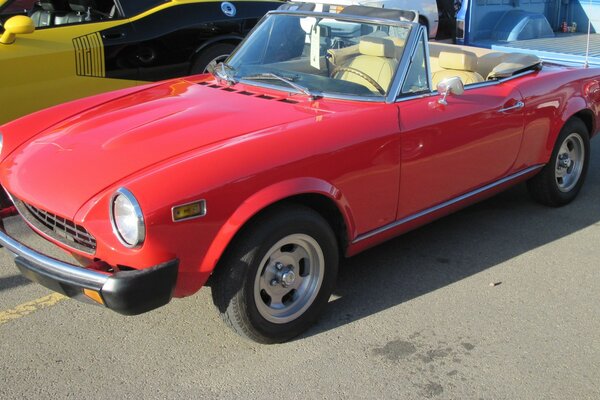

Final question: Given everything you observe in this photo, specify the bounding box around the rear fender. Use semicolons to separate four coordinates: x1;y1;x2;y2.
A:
545;95;589;160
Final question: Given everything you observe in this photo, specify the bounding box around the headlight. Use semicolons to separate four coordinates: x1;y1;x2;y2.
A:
110;188;145;248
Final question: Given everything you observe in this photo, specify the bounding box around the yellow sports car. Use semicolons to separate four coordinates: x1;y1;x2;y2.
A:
0;0;282;123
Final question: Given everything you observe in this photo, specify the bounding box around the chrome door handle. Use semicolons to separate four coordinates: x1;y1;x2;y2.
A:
498;101;524;113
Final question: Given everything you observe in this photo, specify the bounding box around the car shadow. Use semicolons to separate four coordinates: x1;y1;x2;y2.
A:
0;274;32;292
299;138;600;340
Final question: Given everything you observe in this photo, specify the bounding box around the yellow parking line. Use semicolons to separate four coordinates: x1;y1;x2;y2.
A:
0;293;66;326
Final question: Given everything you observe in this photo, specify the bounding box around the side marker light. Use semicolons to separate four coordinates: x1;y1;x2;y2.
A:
172;200;206;222
83;289;104;305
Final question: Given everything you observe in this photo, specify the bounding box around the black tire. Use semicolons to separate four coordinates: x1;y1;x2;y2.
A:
190;43;236;75
527;118;590;206
0;188;12;209
211;204;339;344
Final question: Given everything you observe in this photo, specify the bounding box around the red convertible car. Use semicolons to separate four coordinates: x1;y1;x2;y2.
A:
0;5;598;343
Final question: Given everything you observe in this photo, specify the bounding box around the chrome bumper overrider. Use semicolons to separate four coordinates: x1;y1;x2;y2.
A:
0;224;178;315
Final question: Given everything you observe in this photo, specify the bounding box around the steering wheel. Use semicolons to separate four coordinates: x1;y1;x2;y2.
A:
331;66;386;95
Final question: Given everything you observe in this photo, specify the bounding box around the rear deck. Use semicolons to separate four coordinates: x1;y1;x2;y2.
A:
473;33;600;67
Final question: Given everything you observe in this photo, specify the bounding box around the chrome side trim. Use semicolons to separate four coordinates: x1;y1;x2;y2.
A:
353;165;544;243
0;230;108;288
393;91;434;102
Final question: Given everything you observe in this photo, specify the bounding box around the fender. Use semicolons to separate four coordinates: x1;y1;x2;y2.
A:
192;34;244;57
545;95;590;160
197;177;354;276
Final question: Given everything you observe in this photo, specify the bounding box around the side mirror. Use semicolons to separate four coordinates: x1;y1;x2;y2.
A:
0;15;35;45
436;76;464;105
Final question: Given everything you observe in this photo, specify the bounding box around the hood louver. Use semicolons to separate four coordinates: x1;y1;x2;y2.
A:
198;81;299;104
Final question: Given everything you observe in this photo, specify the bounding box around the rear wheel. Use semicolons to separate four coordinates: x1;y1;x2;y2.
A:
190;43;236;75
527;118;590;206
211;205;338;343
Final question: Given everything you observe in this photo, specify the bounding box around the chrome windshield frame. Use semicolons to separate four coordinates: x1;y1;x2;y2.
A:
386;24;424;103
227;9;420;103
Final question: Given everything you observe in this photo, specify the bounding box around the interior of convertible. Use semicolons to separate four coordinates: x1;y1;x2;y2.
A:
0;0;119;28
325;36;542;95
227;11;542;99
428;42;542;85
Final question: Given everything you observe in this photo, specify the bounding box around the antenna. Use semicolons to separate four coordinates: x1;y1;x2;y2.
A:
584;0;592;68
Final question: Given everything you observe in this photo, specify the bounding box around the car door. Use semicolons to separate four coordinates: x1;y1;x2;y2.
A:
0;0;138;123
395;32;525;219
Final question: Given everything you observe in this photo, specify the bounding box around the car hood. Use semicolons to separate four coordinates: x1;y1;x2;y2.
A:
1;79;321;218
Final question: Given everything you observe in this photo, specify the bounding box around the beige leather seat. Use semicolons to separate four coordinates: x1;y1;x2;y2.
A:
335;36;397;94
431;51;484;87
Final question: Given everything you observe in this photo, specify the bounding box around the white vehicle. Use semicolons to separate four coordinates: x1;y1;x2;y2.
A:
292;0;439;38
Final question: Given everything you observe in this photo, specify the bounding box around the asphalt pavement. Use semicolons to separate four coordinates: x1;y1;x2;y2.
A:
1;140;599;399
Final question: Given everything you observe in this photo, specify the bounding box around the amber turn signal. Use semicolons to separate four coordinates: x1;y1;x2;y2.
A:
83;289;105;305
172;200;206;221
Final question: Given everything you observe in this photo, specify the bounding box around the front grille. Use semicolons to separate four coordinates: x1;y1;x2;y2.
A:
12;196;96;254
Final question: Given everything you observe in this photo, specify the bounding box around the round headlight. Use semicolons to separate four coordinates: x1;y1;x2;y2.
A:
110;188;145;248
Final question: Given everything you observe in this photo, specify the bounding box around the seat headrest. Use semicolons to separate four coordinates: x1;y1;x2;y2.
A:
40;0;70;11
69;0;96;12
438;51;478;72
359;37;395;58
387;36;406;47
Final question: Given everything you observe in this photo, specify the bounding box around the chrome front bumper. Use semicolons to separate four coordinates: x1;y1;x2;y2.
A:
0;224;178;315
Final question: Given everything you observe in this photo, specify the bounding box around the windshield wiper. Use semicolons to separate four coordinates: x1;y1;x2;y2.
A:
242;73;322;100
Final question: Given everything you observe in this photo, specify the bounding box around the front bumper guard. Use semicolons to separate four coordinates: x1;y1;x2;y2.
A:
0;227;178;315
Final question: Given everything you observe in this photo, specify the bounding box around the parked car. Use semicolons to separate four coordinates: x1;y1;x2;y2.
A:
0;5;598;343
0;0;282;123
287;0;440;38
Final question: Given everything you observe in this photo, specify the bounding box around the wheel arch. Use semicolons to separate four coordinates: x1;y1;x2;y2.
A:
190;35;243;59
188;35;243;74
572;108;595;138
546;97;594;158
199;178;354;277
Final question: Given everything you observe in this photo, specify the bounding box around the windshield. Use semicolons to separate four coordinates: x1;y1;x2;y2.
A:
226;12;412;99
1;0;35;16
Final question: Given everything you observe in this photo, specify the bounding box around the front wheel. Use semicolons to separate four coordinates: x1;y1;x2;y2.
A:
527;118;590;206
211;205;339;343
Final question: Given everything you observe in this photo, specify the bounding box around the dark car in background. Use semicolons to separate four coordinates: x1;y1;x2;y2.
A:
0;0;282;123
